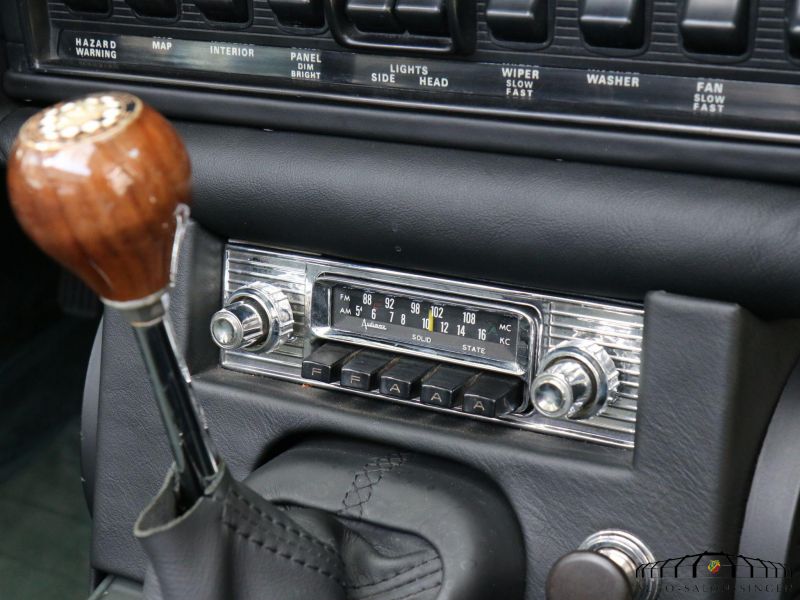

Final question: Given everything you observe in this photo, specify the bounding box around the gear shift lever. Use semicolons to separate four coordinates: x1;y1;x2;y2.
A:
6;93;526;600
7;92;220;508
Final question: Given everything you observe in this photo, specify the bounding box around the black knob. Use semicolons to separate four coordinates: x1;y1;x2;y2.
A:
546;551;633;600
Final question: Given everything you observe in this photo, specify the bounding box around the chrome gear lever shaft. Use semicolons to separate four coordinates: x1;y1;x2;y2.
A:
7;92;220;508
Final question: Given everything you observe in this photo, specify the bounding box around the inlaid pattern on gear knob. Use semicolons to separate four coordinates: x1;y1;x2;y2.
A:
7;91;191;304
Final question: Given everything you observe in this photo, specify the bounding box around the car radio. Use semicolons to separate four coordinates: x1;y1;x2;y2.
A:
15;0;800;143
210;245;644;448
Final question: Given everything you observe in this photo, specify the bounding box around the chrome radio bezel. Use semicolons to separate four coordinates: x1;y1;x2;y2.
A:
310;275;539;377
220;245;645;449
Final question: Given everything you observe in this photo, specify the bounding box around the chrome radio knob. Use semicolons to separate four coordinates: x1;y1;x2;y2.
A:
210;283;294;353
531;340;619;420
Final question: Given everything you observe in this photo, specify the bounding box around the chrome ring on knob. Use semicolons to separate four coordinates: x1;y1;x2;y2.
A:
578;530;659;600
531;340;619;420
210;283;294;353
210;301;264;350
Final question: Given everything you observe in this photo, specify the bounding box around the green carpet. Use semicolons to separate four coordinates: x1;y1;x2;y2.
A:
0;420;91;600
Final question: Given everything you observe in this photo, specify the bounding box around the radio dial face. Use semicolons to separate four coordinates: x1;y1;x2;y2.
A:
331;284;521;363
312;277;536;376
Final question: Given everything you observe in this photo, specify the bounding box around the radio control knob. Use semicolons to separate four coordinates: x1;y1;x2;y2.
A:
531;340;619;420
210;283;294;353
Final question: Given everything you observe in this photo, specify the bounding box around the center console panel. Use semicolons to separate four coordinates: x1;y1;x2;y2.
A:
84;220;800;597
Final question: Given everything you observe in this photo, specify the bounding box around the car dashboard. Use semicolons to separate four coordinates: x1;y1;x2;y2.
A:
2;0;800;599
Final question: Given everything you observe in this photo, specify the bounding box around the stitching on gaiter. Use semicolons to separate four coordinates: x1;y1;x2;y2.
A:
339;452;410;519
225;500;341;567
229;488;340;557
353;568;443;600
388;579;443;600
347;556;441;590
221;519;346;587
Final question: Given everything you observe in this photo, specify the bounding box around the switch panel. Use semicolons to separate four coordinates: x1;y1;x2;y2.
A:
679;0;750;55
38;0;800;146
485;0;548;43
579;0;645;49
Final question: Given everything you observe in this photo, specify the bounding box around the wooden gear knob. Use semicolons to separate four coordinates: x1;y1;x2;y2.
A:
7;92;191;304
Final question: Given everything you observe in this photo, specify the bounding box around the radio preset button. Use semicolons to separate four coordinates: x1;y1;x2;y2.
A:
302;343;357;383
485;0;547;43
463;374;522;417
379;358;436;399
679;0;749;55
578;0;645;49
394;0;448;35
269;0;325;27
340;351;396;390
346;0;404;32
125;0;178;18
420;365;476;407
